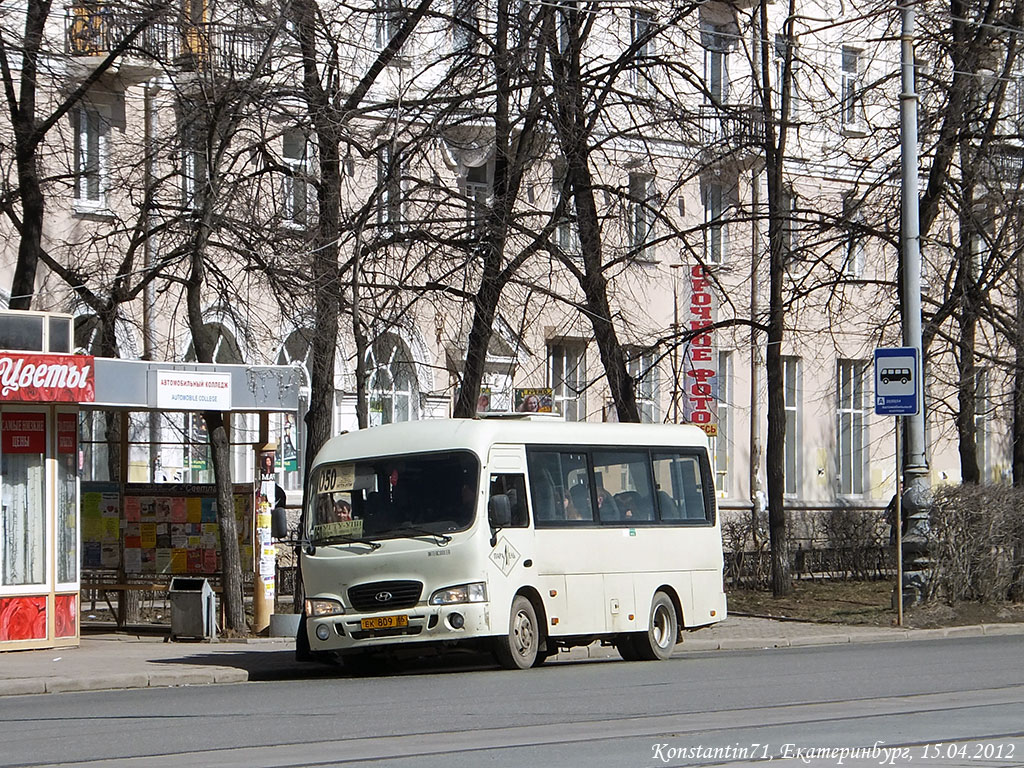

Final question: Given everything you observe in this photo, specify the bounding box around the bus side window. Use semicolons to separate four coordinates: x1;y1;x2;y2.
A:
652;453;710;523
489;474;529;527
679;459;707;520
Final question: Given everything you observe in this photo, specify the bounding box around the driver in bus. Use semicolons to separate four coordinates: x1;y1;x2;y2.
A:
334;498;353;521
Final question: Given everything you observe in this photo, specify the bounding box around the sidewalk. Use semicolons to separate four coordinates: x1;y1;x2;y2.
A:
2;616;1023;697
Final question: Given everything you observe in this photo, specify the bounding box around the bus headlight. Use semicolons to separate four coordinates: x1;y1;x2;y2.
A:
305;598;345;617
429;582;487;605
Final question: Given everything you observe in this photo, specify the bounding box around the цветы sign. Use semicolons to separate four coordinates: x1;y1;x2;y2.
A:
0;353;95;402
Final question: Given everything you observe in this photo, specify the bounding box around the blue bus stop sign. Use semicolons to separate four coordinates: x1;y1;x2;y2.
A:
874;347;919;416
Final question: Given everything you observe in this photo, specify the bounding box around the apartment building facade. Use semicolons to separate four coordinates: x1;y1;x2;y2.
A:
2;0;1018;546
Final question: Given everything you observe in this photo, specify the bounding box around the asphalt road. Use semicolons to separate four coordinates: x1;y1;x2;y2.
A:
2;636;1023;768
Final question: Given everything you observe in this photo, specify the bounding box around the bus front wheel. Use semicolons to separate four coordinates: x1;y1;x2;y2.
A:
494;595;539;670
633;592;678;661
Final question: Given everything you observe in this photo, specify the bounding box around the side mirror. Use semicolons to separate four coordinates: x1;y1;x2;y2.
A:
488;494;512;529
271;505;290;540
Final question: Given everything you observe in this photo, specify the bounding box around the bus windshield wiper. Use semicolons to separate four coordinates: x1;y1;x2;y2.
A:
317;534;381;550
391;526;452;546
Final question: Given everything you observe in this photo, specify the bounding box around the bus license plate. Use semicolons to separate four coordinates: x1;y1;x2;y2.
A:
361;615;409;630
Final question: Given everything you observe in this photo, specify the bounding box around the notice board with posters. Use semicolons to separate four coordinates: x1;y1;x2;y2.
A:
81;482;254;575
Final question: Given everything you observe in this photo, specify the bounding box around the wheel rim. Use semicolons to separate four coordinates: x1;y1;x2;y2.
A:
512;609;535;657
651;603;672;649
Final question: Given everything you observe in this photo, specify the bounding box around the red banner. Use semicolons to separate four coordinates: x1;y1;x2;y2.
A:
57;412;77;454
0;353;94;403
2;412;46;453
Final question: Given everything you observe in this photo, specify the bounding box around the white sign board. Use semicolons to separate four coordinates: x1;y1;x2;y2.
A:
156;370;232;411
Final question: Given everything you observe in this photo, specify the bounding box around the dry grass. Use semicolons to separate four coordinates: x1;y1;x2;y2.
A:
726;579;1024;628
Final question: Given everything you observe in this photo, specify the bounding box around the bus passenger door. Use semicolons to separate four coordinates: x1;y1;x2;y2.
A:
485;447;537;626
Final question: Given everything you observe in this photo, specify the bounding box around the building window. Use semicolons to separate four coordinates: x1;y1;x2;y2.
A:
1013;69;1024;134
716;350;731;493
781;187;797;263
629;8;653;92
843;195;866;278
626;347;658;423
376;0;404;50
703;180;725;264
841;46;865;130
368;333;419;425
629;172;655;259
378;143;404;230
73;106;106;207
773;33;799;117
282;130;310;227
452;0;479;50
837;359;867;496
703;24;729;106
465;164;490;239
1;412;46;586
555;0;573;54
552;161;579;256
180;117;207;211
548;341;586;421
783;356;800;496
975;368;989;482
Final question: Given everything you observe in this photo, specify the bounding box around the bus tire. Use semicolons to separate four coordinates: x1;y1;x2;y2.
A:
616;636;641;661
634;592;678;661
494;595;539;670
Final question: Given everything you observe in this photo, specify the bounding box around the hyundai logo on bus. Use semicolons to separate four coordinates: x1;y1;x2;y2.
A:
375;591;393;602
874;347;920;416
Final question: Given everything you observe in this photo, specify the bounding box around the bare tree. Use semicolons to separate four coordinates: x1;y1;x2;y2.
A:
1;0;169;308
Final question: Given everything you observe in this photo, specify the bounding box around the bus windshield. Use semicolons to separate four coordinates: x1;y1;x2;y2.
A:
308;450;479;544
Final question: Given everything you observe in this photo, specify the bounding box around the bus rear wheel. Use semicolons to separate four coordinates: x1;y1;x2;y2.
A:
633;592;678;661
494;595;539;670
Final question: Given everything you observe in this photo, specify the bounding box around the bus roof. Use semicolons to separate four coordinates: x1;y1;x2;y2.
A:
312;418;711;467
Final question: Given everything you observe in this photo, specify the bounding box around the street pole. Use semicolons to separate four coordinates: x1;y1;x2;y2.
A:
254;435;278;634
895;417;903;626
899;2;931;605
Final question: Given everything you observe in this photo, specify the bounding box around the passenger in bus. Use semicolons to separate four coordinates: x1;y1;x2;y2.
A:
567;484;593;521
615;491;652;521
595;487;621;521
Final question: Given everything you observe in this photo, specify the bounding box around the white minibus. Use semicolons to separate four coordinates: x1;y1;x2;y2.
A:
293;416;726;670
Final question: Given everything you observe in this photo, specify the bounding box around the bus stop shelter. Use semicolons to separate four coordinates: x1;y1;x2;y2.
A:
1;310;304;651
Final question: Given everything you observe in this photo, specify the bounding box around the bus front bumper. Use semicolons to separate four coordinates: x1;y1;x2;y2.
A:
307;602;492;652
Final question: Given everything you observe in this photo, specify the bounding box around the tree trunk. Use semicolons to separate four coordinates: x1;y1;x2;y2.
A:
1014;257;1024;486
553;31;639;424
956;298;979;484
760;0;792;597
204;410;246;631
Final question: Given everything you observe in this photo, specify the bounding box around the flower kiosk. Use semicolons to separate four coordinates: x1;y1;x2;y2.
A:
1;311;89;650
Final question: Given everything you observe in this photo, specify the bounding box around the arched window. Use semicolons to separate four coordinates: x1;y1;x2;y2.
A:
275;329;313;491
185;323;243;364
368;333;418;426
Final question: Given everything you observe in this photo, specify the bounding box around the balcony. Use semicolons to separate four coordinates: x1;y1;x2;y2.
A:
65;7;169;82
981;149;1024;190
698;104;765;163
65;8;271;82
